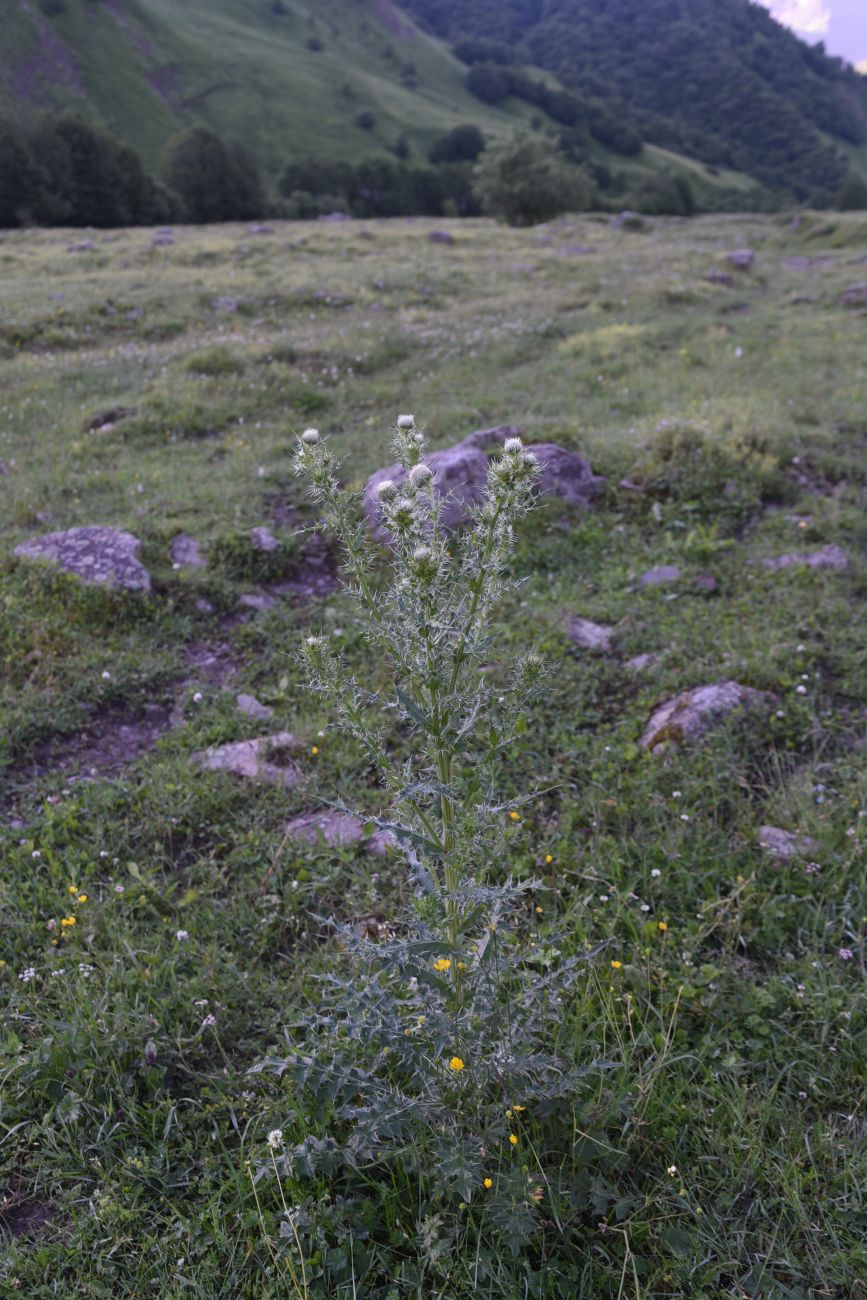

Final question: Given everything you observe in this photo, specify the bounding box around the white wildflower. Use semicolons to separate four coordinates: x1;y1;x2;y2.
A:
409;463;433;487
301;428;320;445
18;968;36;983
397;414;415;429
267;1129;284;1150
376;478;399;502
503;437;524;453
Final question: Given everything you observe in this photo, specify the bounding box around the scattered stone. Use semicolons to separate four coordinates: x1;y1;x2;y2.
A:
250;526;279;552
86;406;134;432
318;211;351;222
759;826;820;862
626;652;661;672
171;533;206;569
726;249;755;271
532;443;607;507
194;733;299;787
248;223;274;235
0;461;8;475
705;270;734;287
761;545;848;573
236;693;274;721
461;424;524;451
840;282;867;307
195;598;215;615
239;592;276;612
641;680;777;751
68;240;95;253
557;244;591;256
14;526;151;592
640;565;681;589
694;574;718;594
428;230;455;245
284;810;395;855
152;229;175;247
567;616;615;652
213;296;239;313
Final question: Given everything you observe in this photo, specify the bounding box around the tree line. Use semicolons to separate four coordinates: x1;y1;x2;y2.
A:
1;111;864;232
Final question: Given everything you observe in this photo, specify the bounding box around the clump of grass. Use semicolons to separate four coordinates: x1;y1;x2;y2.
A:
185;345;247;377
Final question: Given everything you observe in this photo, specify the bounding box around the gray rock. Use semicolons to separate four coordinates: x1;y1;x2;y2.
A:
705;270;734;287
196;598;215;614
213;296;239;313
626;652;661;672
239;593;277;611
0;461;8;475
840;282;867;307
236;693;274;721
171;533;205;569
612;210;645;230
318;211;351;222
363;432;605;537
14;526;151;591
250;526;279;552
68;240;95;253
248;223;274;235
285;810;395;855
726;249;755;271
640;565;681;588
364;442;491;537
194;732;299;787
428;230;455;245
567;616;615;652
761;545;848;573
759;826;819;862
694;574;718;594
152;230;175;247
641;680;777;751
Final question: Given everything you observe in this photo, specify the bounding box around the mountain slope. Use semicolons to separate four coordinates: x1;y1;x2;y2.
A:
399;0;867;199
0;0;543;175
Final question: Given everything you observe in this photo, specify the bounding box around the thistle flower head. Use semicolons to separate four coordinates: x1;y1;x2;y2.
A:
409;462;434;488
503;436;524;453
376;478;399;502
397;414;416;430
301;428;320;446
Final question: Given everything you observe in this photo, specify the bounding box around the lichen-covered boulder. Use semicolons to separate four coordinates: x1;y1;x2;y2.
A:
761;545;848;573
194;733;299;788
567;617;615;652
14;526;151;591
285;811;395;855
641;680;776;751
759;826;819;862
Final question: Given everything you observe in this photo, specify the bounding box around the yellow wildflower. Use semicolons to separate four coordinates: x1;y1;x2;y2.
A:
311;746;319;755
433;957;451;973
77;894;88;904
610;960;622;970
544;854;553;864
509;1134;518;1146
449;1057;464;1072
483;1177;493;1189
456;961;468;972
68;886;78;895
509;811;520;822
513;1105;526;1113
60;916;76;928
658;921;668;933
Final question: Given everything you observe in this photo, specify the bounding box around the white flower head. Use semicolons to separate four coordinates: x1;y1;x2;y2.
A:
504;437;524;454
409;463;433;488
397;414;415;430
267;1129;284;1150
376;478;399;502
301;428;320;445
412;545;433;563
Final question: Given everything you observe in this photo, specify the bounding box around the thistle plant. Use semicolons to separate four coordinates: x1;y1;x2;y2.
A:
254;416;614;1282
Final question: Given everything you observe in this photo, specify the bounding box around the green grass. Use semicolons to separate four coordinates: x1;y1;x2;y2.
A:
0;211;866;1297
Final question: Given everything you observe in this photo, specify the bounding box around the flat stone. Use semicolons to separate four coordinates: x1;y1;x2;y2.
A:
428;230;455;245
213;297;239;313
284;810;395;855
68;240;95;253
694;574;718;593
840;282;867;307
726;249;755;271
567;616;615;652
759;826;820;862
171;533;206;569
532;443;607;506
461;424;525;450
761;545;848;573
194;732;299;787
14;526;151;591
705;270;734;287
626;652;661;672
152;231;175;247
236;693;274;721
239;593;276;611
250;526;279;552
641;680;777;751
640;565;681;588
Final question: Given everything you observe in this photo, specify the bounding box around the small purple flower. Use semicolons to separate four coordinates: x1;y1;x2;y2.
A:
838;948;854;962
201;1014;216;1029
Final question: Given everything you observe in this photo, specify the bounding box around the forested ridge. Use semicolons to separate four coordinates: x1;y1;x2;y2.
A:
401;0;867;199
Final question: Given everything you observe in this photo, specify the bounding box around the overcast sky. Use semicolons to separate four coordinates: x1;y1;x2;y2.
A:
759;0;867;68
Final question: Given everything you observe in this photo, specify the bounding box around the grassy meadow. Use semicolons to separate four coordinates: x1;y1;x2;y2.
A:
0;211;866;1297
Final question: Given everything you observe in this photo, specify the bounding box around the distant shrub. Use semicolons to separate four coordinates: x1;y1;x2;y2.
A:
474;133;595;226
355;110;377;132
466;63;509;104
185;346;246;377
307;35;323;52
630;171;696;216
835;172;867;211
270;0;286;13
429;124;486;164
626;422;784;515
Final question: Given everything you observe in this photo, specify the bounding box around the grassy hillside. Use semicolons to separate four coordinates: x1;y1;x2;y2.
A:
0;211;865;1294
0;0;760;206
